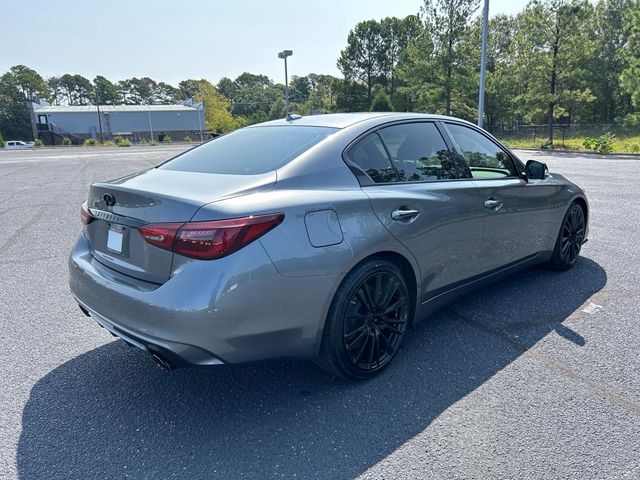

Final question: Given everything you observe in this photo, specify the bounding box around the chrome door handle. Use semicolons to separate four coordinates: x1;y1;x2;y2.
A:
484;199;503;210
391;208;420;221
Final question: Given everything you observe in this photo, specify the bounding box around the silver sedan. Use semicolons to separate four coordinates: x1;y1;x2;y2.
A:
69;113;588;379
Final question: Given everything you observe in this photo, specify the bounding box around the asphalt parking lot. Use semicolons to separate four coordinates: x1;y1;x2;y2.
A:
1;145;638;480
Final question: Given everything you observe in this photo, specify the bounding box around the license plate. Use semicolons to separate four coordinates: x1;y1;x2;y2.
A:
107;224;124;253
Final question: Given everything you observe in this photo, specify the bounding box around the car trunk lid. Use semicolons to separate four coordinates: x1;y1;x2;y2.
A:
85;168;276;283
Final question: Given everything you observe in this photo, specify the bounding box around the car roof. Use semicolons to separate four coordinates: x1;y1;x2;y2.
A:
254;112;473;129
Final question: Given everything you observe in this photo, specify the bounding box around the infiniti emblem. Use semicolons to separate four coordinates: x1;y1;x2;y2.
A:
103;193;116;207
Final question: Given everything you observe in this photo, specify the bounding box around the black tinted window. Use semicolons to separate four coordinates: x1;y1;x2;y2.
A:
347;133;398;184
446;123;517;178
378;123;464;181
161;126;336;175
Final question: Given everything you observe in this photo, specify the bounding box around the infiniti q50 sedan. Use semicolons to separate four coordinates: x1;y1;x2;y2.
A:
69;113;588;379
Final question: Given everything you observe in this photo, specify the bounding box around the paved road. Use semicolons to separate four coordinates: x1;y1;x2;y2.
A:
0;146;638;479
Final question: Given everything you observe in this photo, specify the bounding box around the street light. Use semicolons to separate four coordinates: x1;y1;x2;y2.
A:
477;0;489;128
278;49;293;114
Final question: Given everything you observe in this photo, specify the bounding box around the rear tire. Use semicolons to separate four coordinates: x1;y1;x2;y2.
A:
548;202;586;271
316;258;412;380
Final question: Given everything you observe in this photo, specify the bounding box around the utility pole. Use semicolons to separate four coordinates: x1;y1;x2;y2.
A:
477;0;489;128
278;50;293;114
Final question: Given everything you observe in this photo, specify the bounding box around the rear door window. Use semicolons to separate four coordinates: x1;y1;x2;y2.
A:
378;122;466;182
160;125;337;175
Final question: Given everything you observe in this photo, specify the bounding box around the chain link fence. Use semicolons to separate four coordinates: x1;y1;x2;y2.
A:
488;124;640;147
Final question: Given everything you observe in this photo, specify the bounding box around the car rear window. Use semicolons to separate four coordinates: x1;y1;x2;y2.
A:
160;126;337;175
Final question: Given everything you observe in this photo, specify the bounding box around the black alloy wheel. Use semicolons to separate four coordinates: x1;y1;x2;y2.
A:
317;258;411;379
549;202;586;271
343;271;408;371
560;204;585;265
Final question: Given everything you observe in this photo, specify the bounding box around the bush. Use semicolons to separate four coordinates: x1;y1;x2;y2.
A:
102;140;116;147
114;136;132;147
370;91;393;112
162;134;172;143
34;138;44;147
0;135;4;147
62;137;72;146
184;135;193;143
583;132;615;153
84;138;98;146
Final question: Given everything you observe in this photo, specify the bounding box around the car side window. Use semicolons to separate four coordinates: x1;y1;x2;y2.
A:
378;122;466;182
346;133;399;184
446;123;518;179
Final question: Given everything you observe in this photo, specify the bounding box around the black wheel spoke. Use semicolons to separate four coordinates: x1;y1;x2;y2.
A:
384;299;403;315
345;324;366;340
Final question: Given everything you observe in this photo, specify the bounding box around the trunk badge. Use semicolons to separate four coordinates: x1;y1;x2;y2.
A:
103;193;116;207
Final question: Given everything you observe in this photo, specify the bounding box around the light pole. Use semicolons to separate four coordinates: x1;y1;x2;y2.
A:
278;49;293;114
477;0;489;128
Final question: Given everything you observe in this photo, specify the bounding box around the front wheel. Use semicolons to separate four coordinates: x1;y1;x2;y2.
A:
548;202;586;271
316;258;411;380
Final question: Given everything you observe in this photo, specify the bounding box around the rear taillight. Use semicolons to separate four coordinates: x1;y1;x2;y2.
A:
80;201;93;224
139;213;284;260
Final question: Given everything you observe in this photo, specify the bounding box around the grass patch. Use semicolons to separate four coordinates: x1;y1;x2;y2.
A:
502;134;640;154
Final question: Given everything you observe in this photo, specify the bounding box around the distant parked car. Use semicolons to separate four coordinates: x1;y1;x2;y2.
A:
69;113;589;379
4;140;35;150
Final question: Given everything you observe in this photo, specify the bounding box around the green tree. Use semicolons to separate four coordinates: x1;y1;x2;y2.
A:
192;80;242;133
93;75;120;104
3;65;49;101
423;0;479;115
0;76;32;140
516;0;596;144
620;0;640;121
337;19;385;103
370;90;394;111
380;16;424;96
59;73;94;105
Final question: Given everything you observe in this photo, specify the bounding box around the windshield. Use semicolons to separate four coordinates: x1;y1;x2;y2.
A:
160;125;337;175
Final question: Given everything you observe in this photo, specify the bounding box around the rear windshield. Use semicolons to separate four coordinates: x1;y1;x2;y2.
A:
160;125;337;174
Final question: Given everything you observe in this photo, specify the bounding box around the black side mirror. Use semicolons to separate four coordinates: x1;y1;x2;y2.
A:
525;160;549;180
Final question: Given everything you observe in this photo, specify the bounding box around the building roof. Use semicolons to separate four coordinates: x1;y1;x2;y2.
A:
34;104;201;114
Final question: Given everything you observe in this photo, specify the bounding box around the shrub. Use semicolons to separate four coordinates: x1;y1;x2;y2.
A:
184;135;193;143
84;138;98;146
102;140;116;147
114;136;132;147
583;132;615;153
62;137;72;146
34;138;44;147
162;134;172;143
370;91;393;112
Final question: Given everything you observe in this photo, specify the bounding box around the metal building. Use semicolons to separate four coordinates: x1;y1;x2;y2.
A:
29;100;205;144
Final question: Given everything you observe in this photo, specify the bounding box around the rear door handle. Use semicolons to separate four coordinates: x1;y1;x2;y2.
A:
391;208;420;221
484;199;503;210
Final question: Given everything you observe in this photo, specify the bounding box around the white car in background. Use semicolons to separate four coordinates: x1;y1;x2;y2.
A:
4;140;35;150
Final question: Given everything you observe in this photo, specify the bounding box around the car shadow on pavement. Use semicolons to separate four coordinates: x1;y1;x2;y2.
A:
17;257;606;480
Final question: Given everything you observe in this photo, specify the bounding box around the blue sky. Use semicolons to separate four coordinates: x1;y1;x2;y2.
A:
1;0;529;85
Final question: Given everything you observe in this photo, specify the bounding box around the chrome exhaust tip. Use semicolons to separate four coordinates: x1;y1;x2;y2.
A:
150;352;172;371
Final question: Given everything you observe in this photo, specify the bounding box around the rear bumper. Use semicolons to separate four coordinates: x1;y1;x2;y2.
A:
69;235;338;366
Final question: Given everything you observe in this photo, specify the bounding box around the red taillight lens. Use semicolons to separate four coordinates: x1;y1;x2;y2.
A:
139;213;284;260
139;223;181;249
81;201;93;224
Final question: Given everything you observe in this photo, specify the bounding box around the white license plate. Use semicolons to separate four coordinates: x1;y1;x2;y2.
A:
107;225;124;253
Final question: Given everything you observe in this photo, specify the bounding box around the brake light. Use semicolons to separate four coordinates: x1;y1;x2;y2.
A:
80;201;93;224
139;223;181;249
139;213;284;260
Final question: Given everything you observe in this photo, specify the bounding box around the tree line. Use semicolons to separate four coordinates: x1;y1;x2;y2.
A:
1;0;638;146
